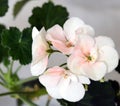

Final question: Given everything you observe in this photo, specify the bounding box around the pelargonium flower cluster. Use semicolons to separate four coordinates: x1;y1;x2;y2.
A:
30;17;119;102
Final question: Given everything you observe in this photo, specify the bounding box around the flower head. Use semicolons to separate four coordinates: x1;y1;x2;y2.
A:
46;17;94;54
31;27;49;76
39;66;90;102
30;17;119;103
67;35;119;81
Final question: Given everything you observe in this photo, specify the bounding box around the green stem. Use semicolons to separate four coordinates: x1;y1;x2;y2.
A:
0;92;37;105
100;78;105;83
14;65;22;74
0;91;35;96
16;76;37;85
60;63;67;67
18;95;37;106
0;69;6;83
47;49;60;54
0;75;5;83
46;96;51;106
84;84;88;91
0;68;4;75
8;60;14;77
0;81;6;87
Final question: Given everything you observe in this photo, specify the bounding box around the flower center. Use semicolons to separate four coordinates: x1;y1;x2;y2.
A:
66;41;73;48
64;74;68;79
86;55;94;62
63;71;70;79
84;48;98;63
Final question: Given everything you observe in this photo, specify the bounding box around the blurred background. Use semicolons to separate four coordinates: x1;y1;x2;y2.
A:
0;0;120;105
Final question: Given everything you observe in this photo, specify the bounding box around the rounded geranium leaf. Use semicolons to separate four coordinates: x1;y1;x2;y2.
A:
13;0;31;17
0;24;9;63
29;1;69;30
0;0;9;16
1;27;32;65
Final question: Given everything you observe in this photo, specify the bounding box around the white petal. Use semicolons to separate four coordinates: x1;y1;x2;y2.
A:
31;56;48;76
63;17;84;43
67;55;86;75
69;73;78;82
77;35;95;54
39;66;64;87
82;62;107;81
46;87;62;99
32;27;39;40
39;74;60;88
46;25;66;42
59;78;85;102
99;46;119;72
76;24;95;36
32;27;48;59
78;76;90;84
95;36;115;48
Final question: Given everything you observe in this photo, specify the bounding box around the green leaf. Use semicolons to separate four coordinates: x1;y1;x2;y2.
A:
3;56;10;67
115;59;120;74
29;1;69;30
79;81;115;106
13;0;31;18
109;80;120;95
1;27;32;65
0;24;9;64
0;0;9;16
0;24;6;34
109;80;120;106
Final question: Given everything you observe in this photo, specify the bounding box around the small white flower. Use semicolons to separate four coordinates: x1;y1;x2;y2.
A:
31;27;49;76
67;35;119;81
46;17;94;54
39;66;90;102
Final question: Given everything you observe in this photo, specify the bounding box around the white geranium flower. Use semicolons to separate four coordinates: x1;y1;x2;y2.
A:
46;17;94;54
67;35;119;81
39;66;90;102
31;27;49;76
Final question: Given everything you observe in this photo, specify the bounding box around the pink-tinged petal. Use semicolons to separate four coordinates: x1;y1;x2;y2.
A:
59;78;85;102
32;27;39;40
95;36;115;48
46;25;66;42
51;40;74;54
82;62;107;81
46;87;62;99
67;54;86;75
76;24;95;36
32;27;49;60
77;35;95;55
78;76;90;84
39;66;64;87
46;25;74;54
63;17;84;44
31;56;48;76
99;46;119;73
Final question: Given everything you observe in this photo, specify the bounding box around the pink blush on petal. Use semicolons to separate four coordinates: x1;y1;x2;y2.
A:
52;40;74;54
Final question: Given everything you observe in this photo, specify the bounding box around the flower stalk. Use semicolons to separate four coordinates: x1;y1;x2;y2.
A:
16;76;38;85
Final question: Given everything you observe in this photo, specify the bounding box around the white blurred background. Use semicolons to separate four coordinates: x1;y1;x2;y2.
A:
0;0;120;106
